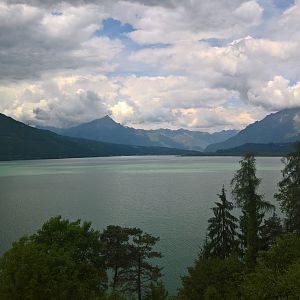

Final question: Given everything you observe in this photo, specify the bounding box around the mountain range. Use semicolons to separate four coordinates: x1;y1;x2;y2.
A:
0;113;200;161
205;107;300;152
40;116;238;151
1;107;299;161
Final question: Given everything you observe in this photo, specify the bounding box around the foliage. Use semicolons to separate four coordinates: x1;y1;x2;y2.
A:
178;256;243;300
118;230;162;300
100;290;129;300
231;153;274;266
0;216;107;300
241;233;300;299
144;281;169;300
260;212;283;250
275;141;300;233
206;186;238;259
101;225;139;290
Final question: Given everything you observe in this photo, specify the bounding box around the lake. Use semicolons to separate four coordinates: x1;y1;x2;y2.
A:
0;156;283;293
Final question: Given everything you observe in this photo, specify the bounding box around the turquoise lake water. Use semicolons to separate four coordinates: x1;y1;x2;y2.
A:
0;156;283;293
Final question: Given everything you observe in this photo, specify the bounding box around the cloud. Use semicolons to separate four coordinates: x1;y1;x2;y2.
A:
165;105;266;132
0;0;300;131
0;71;270;132
0;75;114;127
111;0;263;44
130;35;298;106
0;2;123;81
247;76;300;110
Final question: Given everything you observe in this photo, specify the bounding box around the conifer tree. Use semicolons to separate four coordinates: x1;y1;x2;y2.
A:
101;225;139;290
231;153;274;266
260;212;282;250
206;186;238;259
275;142;300;234
118;230;162;300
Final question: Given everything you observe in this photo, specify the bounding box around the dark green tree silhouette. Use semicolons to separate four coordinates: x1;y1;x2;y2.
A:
260;212;283;250
144;281;169;300
118;230;162;300
206;186;238;259
275;141;300;234
178;256;243;300
0;216;107;299
101;225;139;290
241;233;300;299
231;153;274;266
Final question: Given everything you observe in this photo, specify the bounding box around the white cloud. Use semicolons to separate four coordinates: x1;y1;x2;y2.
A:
0;0;300;131
247;76;300;110
233;1;263;25
171;106;265;132
112;0;263;44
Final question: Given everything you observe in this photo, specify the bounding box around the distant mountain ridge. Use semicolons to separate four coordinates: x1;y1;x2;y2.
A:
205;107;300;152
42;116;238;151
0;113;201;161
215;143;295;156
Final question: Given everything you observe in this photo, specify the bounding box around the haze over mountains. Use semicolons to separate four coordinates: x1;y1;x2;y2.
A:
41;116;238;151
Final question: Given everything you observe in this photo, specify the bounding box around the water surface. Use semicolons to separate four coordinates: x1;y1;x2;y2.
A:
0;156;283;293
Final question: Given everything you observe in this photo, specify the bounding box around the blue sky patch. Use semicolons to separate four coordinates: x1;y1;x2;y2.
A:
200;38;226;47
51;11;63;16
96;18;134;39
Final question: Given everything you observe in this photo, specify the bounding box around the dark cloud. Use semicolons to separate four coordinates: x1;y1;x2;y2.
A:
0;2;122;81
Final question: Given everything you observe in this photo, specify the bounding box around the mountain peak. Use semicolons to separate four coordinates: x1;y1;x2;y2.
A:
100;115;117;123
102;114;113;120
91;115;118;126
205;107;300;152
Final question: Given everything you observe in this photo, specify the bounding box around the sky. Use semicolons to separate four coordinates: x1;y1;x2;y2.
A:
0;0;300;132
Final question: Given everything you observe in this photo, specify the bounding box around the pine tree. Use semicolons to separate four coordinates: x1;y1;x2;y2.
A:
206;186;238;259
118;230;162;300
100;225;139;290
231;153;274;266
275;142;300;234
260;212;283;250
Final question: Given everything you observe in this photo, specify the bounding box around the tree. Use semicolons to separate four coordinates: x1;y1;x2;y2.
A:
206;186;238;259
144;281;169;300
241;233;300;299
275;141;300;234
231;153;274;266
0;216;107;299
101;225;139;290
178;256;243;300
260;212;283;250
118;230;162;300
100;290;128;300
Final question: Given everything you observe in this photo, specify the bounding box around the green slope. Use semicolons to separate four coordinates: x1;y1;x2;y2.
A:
0;114;200;161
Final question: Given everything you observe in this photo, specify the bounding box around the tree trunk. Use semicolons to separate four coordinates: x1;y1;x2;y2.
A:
112;265;118;290
137;254;142;300
246;198;258;267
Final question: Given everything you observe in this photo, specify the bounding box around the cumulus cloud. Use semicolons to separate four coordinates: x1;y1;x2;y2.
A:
0;0;300;131
0;2;123;81
130;35;299;108
172;106;265;132
247;76;300;109
112;0;263;44
0;75;115;127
